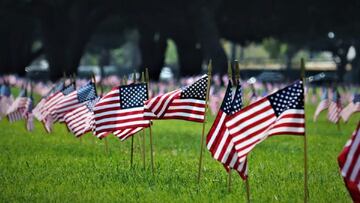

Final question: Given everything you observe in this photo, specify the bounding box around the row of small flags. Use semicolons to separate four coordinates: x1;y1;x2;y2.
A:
0;73;359;201
0;83;34;131
314;87;360;123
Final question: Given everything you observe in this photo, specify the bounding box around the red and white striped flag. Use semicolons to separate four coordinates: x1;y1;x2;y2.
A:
226;80;305;163
23;96;34;131
206;81;248;179
64;97;100;137
93;83;150;138
51;82;97;123
7;90;29;123
328;89;342;123
0;84;13;118
144;75;208;122
341;94;360;123
40;84;76;132
313;87;329;121
338;122;360;202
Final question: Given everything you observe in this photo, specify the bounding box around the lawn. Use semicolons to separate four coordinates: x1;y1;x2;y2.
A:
0;103;359;202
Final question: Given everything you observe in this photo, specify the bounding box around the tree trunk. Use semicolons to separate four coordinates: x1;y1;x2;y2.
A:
188;2;227;75
173;35;203;77
138;30;167;80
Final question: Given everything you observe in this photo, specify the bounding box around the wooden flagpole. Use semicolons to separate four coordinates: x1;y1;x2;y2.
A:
141;71;146;169
245;176;251;203
301;58;308;203
197;60;212;183
145;68;155;174
227;60;233;192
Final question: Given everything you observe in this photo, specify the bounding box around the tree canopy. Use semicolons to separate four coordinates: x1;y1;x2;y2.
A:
1;0;359;82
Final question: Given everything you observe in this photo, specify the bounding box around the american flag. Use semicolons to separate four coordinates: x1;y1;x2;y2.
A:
64;97;100;137
338;122;360;202
206;81;248;179
51;82;97;123
24;96;34;131
40;84;75;132
39;83;75;122
341;94;360;123
0;84;13;117
144;75;208;122
94;83;150;137
328;89;342;123
313;87;329;121
226;80;305;163
7;89;29;122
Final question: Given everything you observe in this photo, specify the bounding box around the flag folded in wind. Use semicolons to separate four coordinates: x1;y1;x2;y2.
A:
39;83;75;122
51;82;97;123
328;89;342;123
341;94;360;123
7;89;29;123
0;84;13;118
313;87;329;121
24;96;34;131
94;83;150;137
226;80;305;163
338;122;360;202
64;97;100;137
206;81;247;179
144;75;208;122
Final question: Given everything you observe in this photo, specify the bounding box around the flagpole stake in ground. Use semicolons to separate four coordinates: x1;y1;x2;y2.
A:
226;60;234;192
301;58;309;203
197;60;212;184
245;176;251;202
141;71;146;169
146;67;155;174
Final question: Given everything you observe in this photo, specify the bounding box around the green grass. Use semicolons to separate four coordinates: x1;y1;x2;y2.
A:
0;104;359;202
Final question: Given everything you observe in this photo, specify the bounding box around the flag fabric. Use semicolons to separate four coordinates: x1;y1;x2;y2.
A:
206;81;248;179
313;87;329;121
7;89;28;123
64;97;100;137
41;84;76;132
33;82;63;120
338;122;360;202
226;80;305;163
144;75;208;122
51;82;97;123
94;83;150;137
0;84;13;117
328;89;342;123
341;94;360;123
39;83;74;122
24;96;34;131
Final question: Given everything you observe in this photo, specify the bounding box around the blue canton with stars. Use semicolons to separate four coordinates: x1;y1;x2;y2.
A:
119;83;148;109
267;80;304;117
77;82;97;103
231;84;243;115
62;84;75;95
180;76;208;100
220;82;243;115
220;82;233;114
86;97;100;112
353;94;360;103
